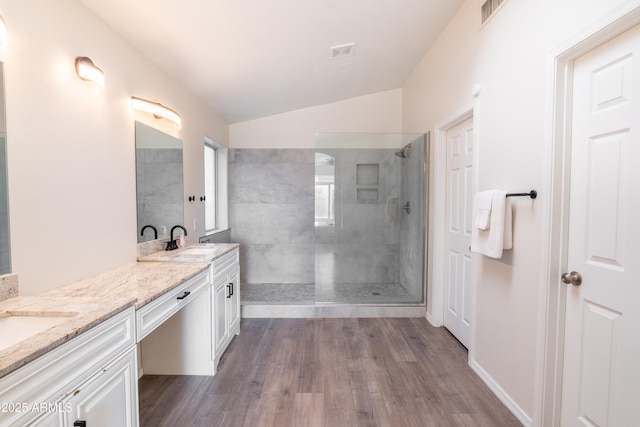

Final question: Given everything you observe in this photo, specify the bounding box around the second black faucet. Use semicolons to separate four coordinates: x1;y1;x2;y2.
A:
166;225;187;251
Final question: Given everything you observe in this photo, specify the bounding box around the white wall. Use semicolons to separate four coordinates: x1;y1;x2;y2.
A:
0;0;228;295
402;0;630;422
230;88;403;148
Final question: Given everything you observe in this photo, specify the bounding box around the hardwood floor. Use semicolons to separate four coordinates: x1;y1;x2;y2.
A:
139;318;522;426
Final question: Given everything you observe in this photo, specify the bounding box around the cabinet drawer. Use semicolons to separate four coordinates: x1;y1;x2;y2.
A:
211;248;239;279
0;308;135;427
136;270;209;341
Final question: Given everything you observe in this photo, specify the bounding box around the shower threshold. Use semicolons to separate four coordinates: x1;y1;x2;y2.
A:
241;283;425;318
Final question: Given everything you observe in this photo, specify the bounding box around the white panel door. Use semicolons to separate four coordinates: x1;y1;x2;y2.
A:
444;117;474;348
562;24;640;426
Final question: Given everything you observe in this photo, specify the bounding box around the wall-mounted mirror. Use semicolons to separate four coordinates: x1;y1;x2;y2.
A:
0;63;10;273
135;121;183;243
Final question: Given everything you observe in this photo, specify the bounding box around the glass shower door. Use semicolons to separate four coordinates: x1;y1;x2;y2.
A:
314;133;427;304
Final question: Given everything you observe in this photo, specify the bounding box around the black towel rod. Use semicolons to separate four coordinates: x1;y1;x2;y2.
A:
506;190;537;199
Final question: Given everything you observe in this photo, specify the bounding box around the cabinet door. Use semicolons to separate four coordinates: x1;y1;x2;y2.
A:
28;410;61;426
63;347;138;427
212;279;228;355
227;269;240;334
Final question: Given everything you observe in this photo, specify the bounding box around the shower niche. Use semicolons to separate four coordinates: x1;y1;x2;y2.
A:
355;163;379;201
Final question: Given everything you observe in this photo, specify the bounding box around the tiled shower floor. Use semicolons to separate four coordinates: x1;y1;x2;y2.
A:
242;282;419;305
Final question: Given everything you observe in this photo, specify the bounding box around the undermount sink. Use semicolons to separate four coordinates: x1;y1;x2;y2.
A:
167;246;227;262
0;311;78;351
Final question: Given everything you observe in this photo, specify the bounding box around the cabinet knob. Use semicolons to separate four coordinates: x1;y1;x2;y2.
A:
177;291;191;300
200;196;206;202
74;421;87;427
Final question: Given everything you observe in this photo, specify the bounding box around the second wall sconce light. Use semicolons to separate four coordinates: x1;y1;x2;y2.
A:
75;56;104;88
131;96;182;130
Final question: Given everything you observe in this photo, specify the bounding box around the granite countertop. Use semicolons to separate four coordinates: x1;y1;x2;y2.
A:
44;261;210;308
0;260;210;379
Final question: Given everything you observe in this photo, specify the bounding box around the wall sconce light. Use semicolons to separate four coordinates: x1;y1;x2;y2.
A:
75;56;104;88
131;96;182;129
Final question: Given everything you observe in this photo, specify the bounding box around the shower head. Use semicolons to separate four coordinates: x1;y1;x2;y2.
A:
394;143;411;159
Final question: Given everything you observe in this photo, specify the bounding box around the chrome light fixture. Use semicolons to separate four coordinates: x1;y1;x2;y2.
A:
131;96;182;130
75;56;104;88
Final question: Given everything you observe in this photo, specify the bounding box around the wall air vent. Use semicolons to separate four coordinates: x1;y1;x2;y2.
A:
481;0;507;24
330;43;355;59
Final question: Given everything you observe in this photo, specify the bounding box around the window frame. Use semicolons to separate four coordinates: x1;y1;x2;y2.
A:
204;140;220;233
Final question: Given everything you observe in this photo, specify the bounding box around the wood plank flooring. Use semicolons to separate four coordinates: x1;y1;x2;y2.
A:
139;318;522;426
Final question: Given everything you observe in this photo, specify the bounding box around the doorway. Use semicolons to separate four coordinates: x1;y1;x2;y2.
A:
561;23;640;426
443;117;474;348
537;4;640;425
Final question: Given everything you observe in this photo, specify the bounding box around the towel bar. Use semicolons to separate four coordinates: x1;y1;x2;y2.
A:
506;190;537;199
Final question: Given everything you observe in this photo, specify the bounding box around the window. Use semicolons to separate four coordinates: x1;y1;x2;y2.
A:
315;153;335;226
204;138;229;235
204;142;217;231
315;180;335;224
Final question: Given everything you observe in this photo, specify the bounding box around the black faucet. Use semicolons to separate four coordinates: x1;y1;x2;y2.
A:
166;225;187;251
140;225;158;240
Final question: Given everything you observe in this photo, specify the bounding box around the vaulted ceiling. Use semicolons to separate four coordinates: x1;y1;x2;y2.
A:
80;0;464;123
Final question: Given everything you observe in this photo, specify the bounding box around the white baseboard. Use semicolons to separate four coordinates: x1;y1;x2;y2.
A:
469;359;532;427
426;311;437;326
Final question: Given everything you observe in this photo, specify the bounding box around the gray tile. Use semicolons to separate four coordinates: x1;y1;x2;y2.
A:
230;162;313;204
242;283;314;304
230;203;314;244
241;244;315;284
231;148;314;164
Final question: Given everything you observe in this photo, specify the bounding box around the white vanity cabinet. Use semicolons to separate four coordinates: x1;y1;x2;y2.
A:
135;244;241;376
0;308;138;427
210;248;240;372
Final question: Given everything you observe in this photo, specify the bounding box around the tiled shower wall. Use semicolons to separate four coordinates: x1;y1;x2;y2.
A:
229;149;315;287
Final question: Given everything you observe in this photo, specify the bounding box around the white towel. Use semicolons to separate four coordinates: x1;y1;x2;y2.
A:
473;190;495;230
471;190;512;258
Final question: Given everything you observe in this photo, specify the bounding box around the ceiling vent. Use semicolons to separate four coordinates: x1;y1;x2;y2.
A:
481;0;507;24
330;43;355;59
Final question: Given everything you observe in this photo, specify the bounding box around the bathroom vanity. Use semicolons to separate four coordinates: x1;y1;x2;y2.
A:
137;243;241;375
0;243;239;426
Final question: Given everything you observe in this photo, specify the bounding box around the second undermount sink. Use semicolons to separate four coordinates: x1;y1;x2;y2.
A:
0;311;78;352
167;246;227;262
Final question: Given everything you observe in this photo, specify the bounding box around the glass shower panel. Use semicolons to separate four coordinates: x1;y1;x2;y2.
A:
314;133;427;304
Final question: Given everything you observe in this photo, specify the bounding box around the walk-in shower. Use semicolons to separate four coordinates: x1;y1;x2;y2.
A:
230;132;428;309
314;133;427;304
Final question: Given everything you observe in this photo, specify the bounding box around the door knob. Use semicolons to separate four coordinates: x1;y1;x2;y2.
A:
562;271;582;286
